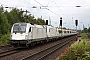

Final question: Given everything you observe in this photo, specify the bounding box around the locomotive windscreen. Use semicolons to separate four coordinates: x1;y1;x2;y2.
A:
13;23;27;33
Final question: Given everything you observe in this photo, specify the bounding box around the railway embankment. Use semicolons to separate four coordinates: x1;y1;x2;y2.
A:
57;33;90;60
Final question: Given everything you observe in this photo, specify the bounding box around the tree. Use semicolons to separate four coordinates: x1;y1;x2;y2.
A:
0;5;46;35
82;28;88;33
0;7;10;34
88;27;90;33
36;18;45;25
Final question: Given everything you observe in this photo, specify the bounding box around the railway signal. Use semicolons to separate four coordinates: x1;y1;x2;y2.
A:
60;17;62;26
75;20;78;26
46;20;48;25
60;17;62;37
75;20;78;34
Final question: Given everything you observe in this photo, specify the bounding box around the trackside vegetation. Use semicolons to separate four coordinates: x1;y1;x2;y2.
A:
0;6;45;46
59;33;90;60
0;34;10;46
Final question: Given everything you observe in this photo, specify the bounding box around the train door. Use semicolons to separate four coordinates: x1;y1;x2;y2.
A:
28;27;32;39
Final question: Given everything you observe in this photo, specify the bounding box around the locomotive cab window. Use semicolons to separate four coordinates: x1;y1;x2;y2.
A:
13;23;27;33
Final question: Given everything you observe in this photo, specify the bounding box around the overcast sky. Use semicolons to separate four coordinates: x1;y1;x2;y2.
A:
0;0;90;30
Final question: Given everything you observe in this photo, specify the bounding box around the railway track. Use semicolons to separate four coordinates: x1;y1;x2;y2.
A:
0;45;12;49
22;35;75;60
42;36;76;60
0;46;6;49
0;45;14;53
0;48;19;58
0;35;76;60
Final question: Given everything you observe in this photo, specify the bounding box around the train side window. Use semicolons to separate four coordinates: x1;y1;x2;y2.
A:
29;27;31;32
67;31;69;33
70;31;71;33
64;31;66;33
58;30;61;33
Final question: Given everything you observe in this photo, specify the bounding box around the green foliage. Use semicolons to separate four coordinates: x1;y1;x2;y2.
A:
70;41;90;51
0;5;46;46
59;40;90;60
0;7;10;34
80;33;88;39
59;34;90;60
82;28;88;33
88;27;90;33
59;51;76;60
69;41;90;60
36;18;45;25
82;27;90;33
0;34;10;46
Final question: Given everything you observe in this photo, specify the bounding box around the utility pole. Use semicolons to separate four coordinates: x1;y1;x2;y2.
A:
21;10;30;22
49;17;51;25
22;10;30;15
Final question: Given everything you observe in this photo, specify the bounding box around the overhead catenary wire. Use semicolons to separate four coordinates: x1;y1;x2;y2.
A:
52;0;69;17
0;0;31;9
52;0;61;11
0;3;7;6
0;0;17;7
20;0;31;6
34;0;60;17
47;0;50;6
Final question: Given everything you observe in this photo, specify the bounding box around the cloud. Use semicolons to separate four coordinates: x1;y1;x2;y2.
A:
0;0;90;29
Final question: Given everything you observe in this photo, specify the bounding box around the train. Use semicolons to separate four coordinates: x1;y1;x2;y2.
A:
10;22;77;47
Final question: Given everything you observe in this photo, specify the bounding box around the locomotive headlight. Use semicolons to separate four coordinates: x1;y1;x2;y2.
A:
25;35;28;39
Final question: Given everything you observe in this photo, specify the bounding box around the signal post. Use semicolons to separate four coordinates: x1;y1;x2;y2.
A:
60;17;62;37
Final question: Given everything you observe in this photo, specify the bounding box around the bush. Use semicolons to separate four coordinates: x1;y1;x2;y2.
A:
59;41;90;60
59;34;90;60
59;48;77;60
0;34;10;46
80;33;88;39
70;41;90;51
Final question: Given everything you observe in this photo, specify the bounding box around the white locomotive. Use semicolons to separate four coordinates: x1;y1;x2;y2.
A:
10;23;77;47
